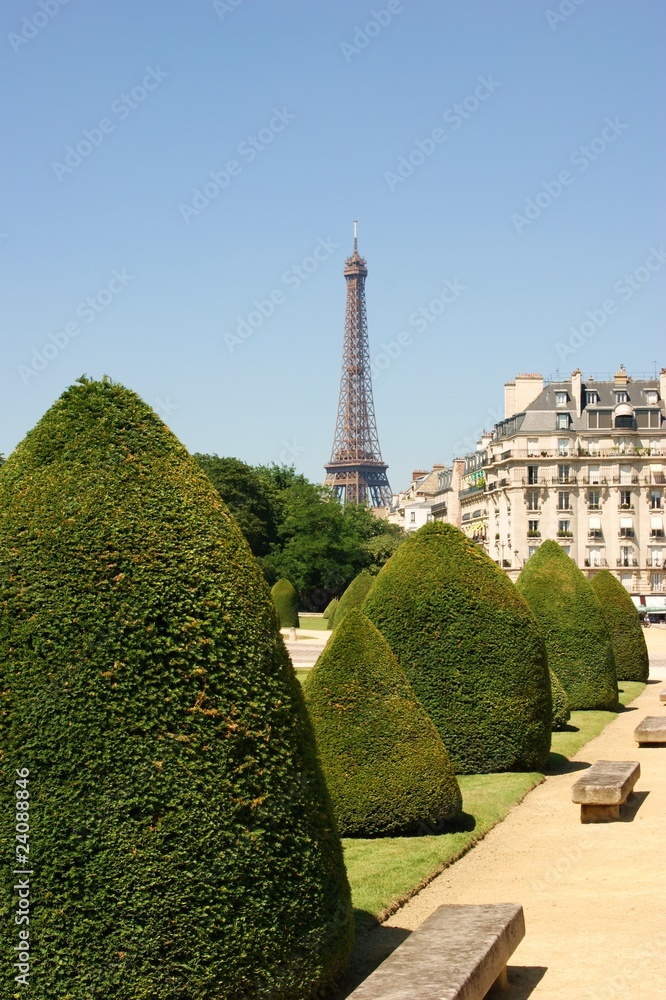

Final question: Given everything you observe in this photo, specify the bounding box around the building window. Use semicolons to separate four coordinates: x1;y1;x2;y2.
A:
558;464;571;483
527;465;539;485
650;490;662;509
588;439;600;455
588;410;612;429
619;517;634;538
586;390;599;405
646;390;658;405
560;545;571;555
558;492;571;510
588;465;601;485
619;490;632;509
556;414;570;432
614;413;634;429
528;545;540;559
528;519;540;535
527;438;538;457
651;573;663;592
587;490;601;509
588;547;602;567
558;519;571;535
615;391;629;404
555;391;568;406
409;511;416;522
651;514;665;539
526;490;540;510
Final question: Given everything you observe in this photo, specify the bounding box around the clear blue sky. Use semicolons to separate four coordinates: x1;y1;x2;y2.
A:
2;0;664;491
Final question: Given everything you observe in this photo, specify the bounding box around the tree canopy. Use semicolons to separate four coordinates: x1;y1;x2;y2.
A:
196;457;404;608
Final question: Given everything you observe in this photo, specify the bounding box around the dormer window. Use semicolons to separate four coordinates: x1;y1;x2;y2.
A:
646;390;658;405
556;413;570;430
555;391;568;406
586;390;599;405
615;391;629;404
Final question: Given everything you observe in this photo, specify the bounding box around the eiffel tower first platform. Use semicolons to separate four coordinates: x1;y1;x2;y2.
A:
324;223;392;508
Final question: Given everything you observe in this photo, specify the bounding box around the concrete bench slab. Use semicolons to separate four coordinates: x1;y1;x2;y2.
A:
635;715;666;746
571;760;640;822
659;689;666;704
347;903;525;1000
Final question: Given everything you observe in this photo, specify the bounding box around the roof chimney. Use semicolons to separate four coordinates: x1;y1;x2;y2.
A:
571;368;582;418
614;364;628;386
660;368;666;402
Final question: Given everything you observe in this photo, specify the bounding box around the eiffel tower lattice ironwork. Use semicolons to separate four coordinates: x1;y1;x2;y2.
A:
324;223;391;507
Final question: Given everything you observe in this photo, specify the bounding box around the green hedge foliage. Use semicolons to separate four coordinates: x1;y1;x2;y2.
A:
322;597;339;626
516;541;618;710
271;578;300;628
332;571;374;630
590;570;649;682
362;522;552;774
304;610;462;836
0;378;352;1000
550;669;571;730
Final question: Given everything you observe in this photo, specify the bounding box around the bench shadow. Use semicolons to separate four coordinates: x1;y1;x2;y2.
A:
619;790;649;821
545;753;590;775
503;965;548;997
326;918;411;999
616;703;639;713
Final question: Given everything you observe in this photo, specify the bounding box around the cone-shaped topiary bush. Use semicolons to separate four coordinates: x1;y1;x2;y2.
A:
516;540;617;710
550;669;571;730
323;597;339;627
271;577;300;628
362;522;552;774
590;570;649;682
332;571;375;630
0;378;352;999
304;609;462;836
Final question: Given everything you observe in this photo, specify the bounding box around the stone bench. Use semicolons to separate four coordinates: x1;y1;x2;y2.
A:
347;903;525;999
635;716;666;746
571;760;640;822
659;689;666;705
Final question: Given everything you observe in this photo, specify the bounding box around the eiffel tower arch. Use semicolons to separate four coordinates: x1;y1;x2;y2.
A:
324;223;392;508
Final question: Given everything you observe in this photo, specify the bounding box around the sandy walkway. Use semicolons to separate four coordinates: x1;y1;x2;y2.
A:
342;628;666;999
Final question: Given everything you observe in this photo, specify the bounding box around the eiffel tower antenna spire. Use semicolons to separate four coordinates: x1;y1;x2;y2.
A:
323;224;391;507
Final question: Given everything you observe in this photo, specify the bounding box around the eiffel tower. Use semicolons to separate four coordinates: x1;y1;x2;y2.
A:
324;223;391;507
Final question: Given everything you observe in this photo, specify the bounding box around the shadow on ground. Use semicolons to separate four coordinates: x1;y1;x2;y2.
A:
326;917;411;999
620;790;650;821
545;753;590;775
504;965;548;997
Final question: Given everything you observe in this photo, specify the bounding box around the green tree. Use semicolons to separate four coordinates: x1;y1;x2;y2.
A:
590;570;649;682
271;578;300;628
516;541;618;710
0;378;352;999
194;453;277;557
333;570;375;630
363;522;552;774
304;610;462;836
550;669;571;730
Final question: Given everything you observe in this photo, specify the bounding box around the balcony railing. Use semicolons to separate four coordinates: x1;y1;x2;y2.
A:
616;558;639;567
551;476;577;485
585;558;608;567
459;484;485;499
557;530;574;537
647;559;664;568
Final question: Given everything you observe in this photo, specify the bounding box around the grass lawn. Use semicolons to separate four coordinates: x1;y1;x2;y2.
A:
298;615;331;631
294;668;310;684
343;680;645;932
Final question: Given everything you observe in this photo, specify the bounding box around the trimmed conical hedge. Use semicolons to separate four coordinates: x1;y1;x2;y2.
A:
590;570;649;682
322;597;338;627
0;378;352;999
304;609;462;836
362;522;552;774
550;669;571;730
332;571;375;630
271;577;300;628
516;541;617;710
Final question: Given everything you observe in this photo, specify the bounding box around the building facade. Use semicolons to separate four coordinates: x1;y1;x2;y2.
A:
398;366;666;603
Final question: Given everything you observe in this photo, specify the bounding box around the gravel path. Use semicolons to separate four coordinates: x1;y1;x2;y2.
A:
338;629;666;999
